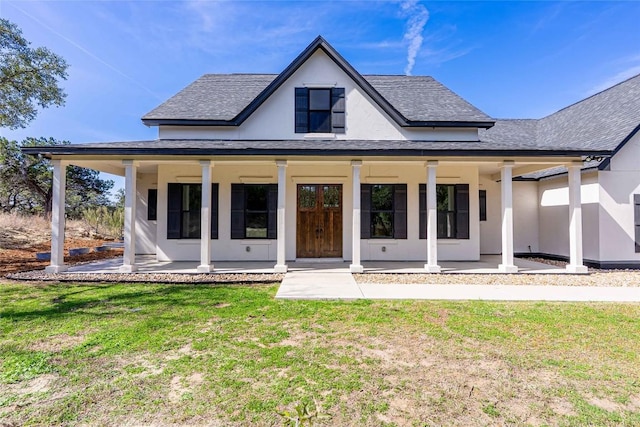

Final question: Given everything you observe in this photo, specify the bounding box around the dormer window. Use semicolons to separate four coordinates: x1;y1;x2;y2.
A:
295;87;345;133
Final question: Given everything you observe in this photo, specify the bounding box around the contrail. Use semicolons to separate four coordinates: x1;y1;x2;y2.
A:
400;0;429;76
6;1;163;100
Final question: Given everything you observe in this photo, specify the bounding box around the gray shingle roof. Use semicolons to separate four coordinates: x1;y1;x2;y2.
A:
481;74;640;152
144;74;277;121
365;75;491;122
537;74;640;151
143;74;492;124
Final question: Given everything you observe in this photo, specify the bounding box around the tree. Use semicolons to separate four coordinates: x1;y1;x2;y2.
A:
0;137;114;218
0;18;68;129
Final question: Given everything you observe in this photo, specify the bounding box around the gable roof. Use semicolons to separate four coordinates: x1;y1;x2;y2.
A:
480;74;640;152
537;73;640;153
142;36;494;128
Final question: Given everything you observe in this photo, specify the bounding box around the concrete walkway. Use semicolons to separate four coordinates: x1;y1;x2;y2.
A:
276;264;364;299
276;272;640;302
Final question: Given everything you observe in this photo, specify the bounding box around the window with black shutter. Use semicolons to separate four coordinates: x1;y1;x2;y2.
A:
361;184;407;239
479;190;487;221
634;194;640;253
166;183;219;239
147;189;157;221
294;87;346;133
419;184;470;239
231;184;278;239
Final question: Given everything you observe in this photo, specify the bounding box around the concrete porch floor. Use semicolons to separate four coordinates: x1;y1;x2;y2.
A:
65;254;566;274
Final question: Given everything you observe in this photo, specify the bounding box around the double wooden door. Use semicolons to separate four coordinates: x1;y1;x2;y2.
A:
296;184;343;258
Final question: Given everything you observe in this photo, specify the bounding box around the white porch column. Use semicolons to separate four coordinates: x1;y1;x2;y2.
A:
499;161;518;273
425;161;441;272
350;160;363;273
567;163;588;273
274;160;288;273
197;160;214;273
45;160;68;273
120;160;138;273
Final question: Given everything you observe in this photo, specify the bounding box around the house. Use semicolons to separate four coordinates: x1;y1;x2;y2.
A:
24;36;640;274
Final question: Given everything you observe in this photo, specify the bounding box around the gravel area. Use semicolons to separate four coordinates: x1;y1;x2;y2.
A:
7;270;284;284
354;271;640;287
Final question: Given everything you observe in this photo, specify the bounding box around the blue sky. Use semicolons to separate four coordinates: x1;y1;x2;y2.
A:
1;0;639;192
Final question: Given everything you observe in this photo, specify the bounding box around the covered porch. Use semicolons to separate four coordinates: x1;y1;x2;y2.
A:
42;154;590;275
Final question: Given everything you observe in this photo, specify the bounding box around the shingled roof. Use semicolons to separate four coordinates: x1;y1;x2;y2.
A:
142;36;494;128
481;74;640;153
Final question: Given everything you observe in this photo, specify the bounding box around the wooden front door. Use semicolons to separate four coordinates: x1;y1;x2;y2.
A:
296;184;343;258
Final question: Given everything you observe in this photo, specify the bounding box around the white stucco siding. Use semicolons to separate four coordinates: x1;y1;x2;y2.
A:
479;176;500;254
479;178;539;255
597;171;640;262
360;163;480;261
513;181;540;254
594;131;640;263
135;173;157;255
158;50;479;142
537;172;600;261
152;161;481;262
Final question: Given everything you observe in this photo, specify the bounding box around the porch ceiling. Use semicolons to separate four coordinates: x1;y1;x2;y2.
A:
66;157;576;180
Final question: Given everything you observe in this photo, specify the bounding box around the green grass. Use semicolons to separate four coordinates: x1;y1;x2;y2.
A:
1;282;639;426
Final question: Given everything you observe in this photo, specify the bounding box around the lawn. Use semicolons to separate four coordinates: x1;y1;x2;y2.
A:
1;281;639;426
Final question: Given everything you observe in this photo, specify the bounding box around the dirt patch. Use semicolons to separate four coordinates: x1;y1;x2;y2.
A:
0;214;123;276
168;373;204;403
28;333;87;352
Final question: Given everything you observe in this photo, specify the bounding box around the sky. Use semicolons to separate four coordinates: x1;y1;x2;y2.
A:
1;0;639;193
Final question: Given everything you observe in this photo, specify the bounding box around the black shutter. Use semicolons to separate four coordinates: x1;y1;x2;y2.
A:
394;184;407;239
361;184;371;239
455;184;470;239
267;184;278;239
231;184;245;239
211;183;219;239
419;184;426;239
331;87;345;133
479;189;487;221
167;183;181;239
634;194;640;252
147;189;157;221
295;88;309;133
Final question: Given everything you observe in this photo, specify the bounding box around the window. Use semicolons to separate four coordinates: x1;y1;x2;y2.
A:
167;183;219;239
231;184;277;239
419;184;469;239
295;87;345;133
147;189;157;221
479;189;487;221
634;194;640;253
360;184;407;239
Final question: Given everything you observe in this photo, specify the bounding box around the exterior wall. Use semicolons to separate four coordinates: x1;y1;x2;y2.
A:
135;173;157;255
158;50;478;143
513;181;540;254
152;161;480;262
479;177;539;255
479;176;501;254
537;171;600;261
596;131;640;263
360;163;480;261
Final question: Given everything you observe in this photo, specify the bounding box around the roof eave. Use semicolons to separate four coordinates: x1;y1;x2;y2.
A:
21;145;612;158
142;118;497;128
405;120;495;129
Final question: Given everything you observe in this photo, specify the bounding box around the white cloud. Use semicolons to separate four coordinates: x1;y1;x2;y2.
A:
399;0;429;76
588;59;640;95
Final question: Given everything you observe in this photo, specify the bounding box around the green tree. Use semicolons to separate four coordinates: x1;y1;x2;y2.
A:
1;18;68;129
0;137;114;218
